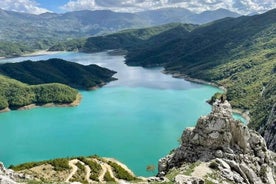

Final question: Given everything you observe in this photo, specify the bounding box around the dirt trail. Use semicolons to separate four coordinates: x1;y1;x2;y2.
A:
66;158;135;183
93;159;118;182
65;159;79;182
83;164;92;183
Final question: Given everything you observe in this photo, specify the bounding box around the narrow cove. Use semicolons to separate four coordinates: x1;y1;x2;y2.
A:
0;51;244;176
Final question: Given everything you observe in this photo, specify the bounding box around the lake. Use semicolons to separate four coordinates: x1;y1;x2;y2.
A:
0;51;243;176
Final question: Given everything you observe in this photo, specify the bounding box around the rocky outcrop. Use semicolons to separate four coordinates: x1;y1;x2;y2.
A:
158;100;276;184
0;162;28;184
263;103;276;151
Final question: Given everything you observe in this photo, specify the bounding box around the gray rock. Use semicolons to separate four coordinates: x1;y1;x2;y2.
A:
214;150;224;158
215;158;230;170
158;100;276;184
174;175;204;184
240;163;262;184
0;163;18;184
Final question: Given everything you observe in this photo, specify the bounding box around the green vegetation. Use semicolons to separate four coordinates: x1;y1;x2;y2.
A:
9;161;47;171
9;158;70;172
70;162;87;183
78;158;101;181
83;23;196;53
0;41;33;57
108;161;136;181
48;158;70;171
0;58;116;90
183;162;201;176
208;92;227;104
9;156;139;183
165;168;179;181
0;75;78;110
104;171;116;182
48;38;86;51
50;23;196;53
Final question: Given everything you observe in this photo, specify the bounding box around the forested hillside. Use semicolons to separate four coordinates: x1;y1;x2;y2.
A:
0;59;117;89
0;75;78;110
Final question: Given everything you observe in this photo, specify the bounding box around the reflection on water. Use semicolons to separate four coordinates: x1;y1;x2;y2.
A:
0;51;200;90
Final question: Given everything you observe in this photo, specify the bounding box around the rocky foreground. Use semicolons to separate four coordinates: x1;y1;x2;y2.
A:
159;100;276;184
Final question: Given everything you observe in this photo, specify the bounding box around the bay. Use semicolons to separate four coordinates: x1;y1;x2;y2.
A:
0;51;243;176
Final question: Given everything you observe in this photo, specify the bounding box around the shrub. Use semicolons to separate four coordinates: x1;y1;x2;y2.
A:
108;161;136;181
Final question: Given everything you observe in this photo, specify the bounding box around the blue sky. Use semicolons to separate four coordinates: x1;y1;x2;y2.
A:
36;0;69;13
0;0;275;15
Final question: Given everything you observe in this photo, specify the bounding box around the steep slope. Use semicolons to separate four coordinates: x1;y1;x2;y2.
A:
0;58;117;89
79;23;197;53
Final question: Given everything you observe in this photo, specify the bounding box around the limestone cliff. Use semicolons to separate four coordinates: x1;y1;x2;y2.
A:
158;100;276;184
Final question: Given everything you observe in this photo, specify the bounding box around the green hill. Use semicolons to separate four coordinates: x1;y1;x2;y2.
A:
0;41;33;57
0;75;78;110
0;59;117;110
74;9;276;150
0;58;117;89
49;23;197;53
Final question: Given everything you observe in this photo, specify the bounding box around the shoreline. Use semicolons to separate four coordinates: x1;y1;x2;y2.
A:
162;69;250;123
22;50;64;57
0;50;64;60
162;70;227;92
0;93;82;113
232;108;250;124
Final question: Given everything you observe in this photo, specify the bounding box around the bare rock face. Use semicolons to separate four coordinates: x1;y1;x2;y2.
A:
0;162;31;184
263;104;276;151
0;162;18;184
158;100;276;184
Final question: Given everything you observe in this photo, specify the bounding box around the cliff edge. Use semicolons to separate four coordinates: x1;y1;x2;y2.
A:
158;100;276;184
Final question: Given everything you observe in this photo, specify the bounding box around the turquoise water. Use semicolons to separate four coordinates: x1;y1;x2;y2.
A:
0;52;243;176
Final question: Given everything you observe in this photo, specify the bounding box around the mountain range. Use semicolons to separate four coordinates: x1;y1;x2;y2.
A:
0;7;240;56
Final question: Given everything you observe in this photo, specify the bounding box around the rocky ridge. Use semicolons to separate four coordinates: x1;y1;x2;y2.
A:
158;100;276;184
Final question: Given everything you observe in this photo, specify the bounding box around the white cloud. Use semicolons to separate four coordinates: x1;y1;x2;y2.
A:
0;0;50;14
62;0;276;14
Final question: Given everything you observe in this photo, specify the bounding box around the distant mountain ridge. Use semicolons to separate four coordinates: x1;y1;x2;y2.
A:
0;7;240;56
